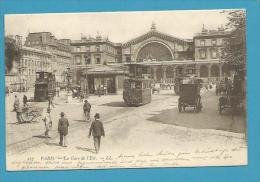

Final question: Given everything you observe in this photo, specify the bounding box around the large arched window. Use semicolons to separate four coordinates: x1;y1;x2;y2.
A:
210;65;220;77
222;64;230;77
136;42;173;62
200;65;209;77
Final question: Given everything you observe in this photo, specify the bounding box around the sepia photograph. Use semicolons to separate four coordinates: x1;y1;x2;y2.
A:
4;9;247;171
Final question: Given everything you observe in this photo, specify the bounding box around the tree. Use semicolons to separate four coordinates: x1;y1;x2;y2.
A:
5;37;21;74
221;10;247;112
220;10;246;76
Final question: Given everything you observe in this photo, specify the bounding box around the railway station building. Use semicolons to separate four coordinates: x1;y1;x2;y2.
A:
70;23;232;94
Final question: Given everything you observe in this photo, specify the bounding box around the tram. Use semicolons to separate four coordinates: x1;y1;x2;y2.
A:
34;71;56;102
123;64;152;106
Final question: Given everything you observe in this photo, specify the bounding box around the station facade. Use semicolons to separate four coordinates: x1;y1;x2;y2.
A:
71;23;232;94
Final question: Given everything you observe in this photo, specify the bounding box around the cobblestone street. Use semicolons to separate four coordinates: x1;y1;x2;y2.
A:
6;88;247;170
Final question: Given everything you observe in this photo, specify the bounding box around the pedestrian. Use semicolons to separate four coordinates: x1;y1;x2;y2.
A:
80;91;84;102
42;107;52;138
56;87;60;97
58;112;69;147
48;95;55;108
83;100;91;122
6;87;10;96
97;85;101;97
205;84;209;92
16;105;22;124
88;113;105;154
23;95;28;107
13;95;20;112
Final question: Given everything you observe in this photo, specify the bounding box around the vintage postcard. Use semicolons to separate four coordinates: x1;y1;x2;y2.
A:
4;9;247;171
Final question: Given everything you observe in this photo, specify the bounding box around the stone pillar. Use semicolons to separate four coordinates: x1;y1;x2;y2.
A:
115;75;118;94
152;66;157;82
81;54;84;65
173;66;177;78
196;65;200;78
163;66;167;83
183;65;187;77
219;64;223;79
208;64;211;81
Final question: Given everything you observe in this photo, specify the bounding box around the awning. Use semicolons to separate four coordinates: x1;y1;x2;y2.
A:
86;65;128;75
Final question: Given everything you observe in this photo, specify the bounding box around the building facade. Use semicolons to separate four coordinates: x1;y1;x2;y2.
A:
70;35;126;94
5;35;53;90
24;32;72;82
193;25;231;80
70;23;233;95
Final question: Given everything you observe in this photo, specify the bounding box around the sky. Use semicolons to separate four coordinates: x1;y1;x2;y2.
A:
5;10;233;43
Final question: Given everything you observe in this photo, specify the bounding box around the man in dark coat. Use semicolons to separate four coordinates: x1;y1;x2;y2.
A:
83;100;91;122
58;112;69;147
23;95;28;107
13;95;20;112
88;113;105;153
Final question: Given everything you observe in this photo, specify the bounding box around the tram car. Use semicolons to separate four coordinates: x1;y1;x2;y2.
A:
34;71;56;102
123;64;152;106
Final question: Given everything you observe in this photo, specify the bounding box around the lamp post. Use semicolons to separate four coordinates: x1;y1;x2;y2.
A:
65;66;73;103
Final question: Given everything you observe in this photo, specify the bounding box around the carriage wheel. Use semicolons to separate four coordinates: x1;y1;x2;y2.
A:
21;112;34;123
198;102;202;112
195;98;201;113
178;104;182;112
218;103;222;114
196;104;200;113
200;103;202;111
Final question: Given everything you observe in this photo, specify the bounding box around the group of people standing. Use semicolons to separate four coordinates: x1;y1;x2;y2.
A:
13;94;28;124
42;107;69;147
41;99;105;153
12;93;105;153
83;99;105;153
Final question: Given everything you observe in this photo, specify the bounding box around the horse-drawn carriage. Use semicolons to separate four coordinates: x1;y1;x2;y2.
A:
19;105;43;123
178;82;202;113
218;76;244;115
218;95;243;114
216;81;227;95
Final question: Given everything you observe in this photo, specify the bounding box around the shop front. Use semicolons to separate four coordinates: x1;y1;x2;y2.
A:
72;65;128;96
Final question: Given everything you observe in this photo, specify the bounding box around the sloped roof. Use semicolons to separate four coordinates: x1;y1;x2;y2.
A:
122;30;189;47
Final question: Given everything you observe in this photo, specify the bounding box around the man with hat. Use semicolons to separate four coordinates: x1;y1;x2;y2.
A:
42;107;52;138
88;113;105;154
83;100;91;122
58;112;69;147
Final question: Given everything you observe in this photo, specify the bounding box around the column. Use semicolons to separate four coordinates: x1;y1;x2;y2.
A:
196;65;200;78
163;66;167;83
173;66;177;78
219;64;223;79
208;64;211;80
81;54;84;65
114;76;118;94
152;66;157;82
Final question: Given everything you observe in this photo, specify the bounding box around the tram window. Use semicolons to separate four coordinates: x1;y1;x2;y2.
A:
130;82;135;89
36;73;40;79
136;82;142;89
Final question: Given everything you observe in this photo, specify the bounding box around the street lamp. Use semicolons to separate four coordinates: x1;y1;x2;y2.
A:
66;66;72;93
65;66;73;103
80;70;89;99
